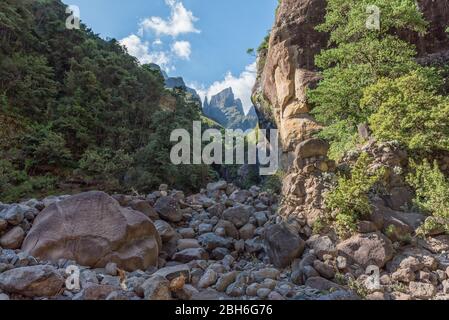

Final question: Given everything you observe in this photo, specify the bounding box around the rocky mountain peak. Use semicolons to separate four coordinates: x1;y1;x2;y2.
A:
203;87;257;131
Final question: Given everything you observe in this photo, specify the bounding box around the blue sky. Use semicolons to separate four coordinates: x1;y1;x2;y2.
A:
62;0;277;110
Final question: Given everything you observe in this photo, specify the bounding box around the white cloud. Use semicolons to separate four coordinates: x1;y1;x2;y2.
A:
195;63;257;113
152;39;163;46
140;0;200;37
171;41;191;60
120;34;172;71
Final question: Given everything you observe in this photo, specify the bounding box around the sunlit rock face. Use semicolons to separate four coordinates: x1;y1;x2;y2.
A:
253;0;449;161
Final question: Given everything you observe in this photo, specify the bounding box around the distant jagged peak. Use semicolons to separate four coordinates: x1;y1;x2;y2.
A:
209;87;236;109
203;87;258;131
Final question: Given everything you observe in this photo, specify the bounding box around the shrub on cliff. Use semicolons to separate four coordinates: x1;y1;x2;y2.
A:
362;69;449;152
307;0;428;159
325;152;385;238
407;160;449;236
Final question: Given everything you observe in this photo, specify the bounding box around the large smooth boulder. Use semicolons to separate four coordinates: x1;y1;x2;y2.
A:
337;232;394;268
0;265;64;297
22;191;161;271
264;222;305;268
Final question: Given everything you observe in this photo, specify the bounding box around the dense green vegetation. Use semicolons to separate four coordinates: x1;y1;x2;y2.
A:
311;0;449;237
362;70;449;152
324;153;384;238
407;160;449;236
307;0;444;159
0;0;210;202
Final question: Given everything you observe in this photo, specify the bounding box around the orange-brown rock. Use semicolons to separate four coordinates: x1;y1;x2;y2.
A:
254;0;449;155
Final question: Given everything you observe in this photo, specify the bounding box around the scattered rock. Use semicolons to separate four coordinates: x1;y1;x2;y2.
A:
154;264;190;282
257;288;271;299
268;291;285;300
154;220;176;242
239;223;256;240
0;226;25;249
0;293;9;300
215;271;238;292
154;196;183;223
0;205;26;225
211;247;229;260
295;138;329;159
75;284;116;300
306;235;336;259
0;265;64;297
253;268;280;282
198;223;213;234
207;203;226;218
177;239;201;251
223;205;254;228
409;282;436;299
198;269;218;288
198;233;231;251
313;260;335;279
264;222;305;268
305;277;343;292
229;190;251;204
207;181;227;193
214;220;239;239
142;275;171;300
254;211;268;227
418;235;449;254
105;262;118;276
172;248;208;263
337;232;394;268
130;200;159;220
0;219;7;232
178;228;196;239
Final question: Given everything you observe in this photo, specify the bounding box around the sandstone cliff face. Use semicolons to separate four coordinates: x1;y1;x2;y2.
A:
253;0;328;158
253;0;449;163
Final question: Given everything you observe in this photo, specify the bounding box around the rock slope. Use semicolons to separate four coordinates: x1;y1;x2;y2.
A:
1;180;449;300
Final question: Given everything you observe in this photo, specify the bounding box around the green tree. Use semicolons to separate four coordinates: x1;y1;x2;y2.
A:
325;152;385;238
0;0;212;201
407;160;449;235
362;69;449;152
307;0;427;159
